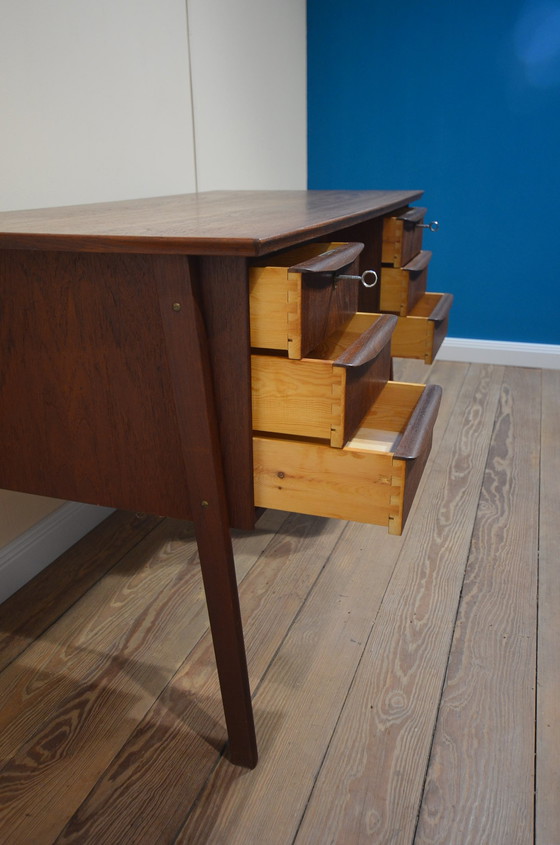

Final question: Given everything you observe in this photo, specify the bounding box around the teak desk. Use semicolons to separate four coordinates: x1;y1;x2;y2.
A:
0;189;438;768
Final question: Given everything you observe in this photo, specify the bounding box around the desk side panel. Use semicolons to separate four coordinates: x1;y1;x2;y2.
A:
0;251;196;518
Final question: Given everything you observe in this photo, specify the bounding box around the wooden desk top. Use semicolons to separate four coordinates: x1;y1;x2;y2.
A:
0;189;423;256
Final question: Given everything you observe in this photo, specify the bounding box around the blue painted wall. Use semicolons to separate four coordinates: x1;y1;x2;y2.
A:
307;0;560;343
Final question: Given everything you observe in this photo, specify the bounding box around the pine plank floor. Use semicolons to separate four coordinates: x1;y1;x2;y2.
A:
0;359;556;845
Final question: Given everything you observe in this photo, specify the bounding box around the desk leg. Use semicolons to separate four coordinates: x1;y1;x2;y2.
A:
156;257;258;768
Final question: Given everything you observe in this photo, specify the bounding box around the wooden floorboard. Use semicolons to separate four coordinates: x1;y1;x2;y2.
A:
536;369;560;845
56;510;345;844
0;361;554;844
179;522;407;844
0;511;288;844
0;511;163;672
415;367;540;844
294;364;504;844
173;361;467;844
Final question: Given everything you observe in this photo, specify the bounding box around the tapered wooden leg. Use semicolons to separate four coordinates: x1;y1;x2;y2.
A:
193;511;258;768
156;255;257;768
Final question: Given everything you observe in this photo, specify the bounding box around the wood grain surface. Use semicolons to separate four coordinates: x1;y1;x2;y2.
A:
415;367;540;844
0;511;162;673
0;360;552;844
380;252;430;315
391;293;453;364
0;190;423;256
179;519;410;845
294;364;504;844
287;241;364;273
251;313;395;447
156;253;257;766
536;369;560;845
381;207;426;267
0;250;192;517
56;511;344;844
170;361;468;844
0;512;286;844
196;255;255;529
0;249;254;530
251;353;347;440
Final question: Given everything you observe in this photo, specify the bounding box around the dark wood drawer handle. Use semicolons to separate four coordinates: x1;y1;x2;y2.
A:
402;250;432;273
289;242;364;274
429;292;454;323
396;207;427;224
393;383;442;461
334;314;398;368
396;207;439;232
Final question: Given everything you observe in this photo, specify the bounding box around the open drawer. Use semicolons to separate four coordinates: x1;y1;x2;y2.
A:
382;207;427;267
390;293;453;364
249;241;365;359
253;381;442;535
252;312;396;448
380;250;432;315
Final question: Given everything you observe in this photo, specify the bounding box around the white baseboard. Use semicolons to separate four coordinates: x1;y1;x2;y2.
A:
0;502;115;604
437;337;560;370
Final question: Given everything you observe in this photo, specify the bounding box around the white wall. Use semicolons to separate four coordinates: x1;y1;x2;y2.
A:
188;0;307;190
0;0;307;600
0;0;196;211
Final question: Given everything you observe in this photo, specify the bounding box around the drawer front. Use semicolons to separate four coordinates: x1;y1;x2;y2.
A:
380;250;432;315
390;292;453;364
253;381;441;535
382;207;426;267
252;312;396;448
249;242;363;359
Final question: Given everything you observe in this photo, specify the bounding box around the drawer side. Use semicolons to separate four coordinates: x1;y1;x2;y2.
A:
390;292;452;364
382;207;426;267
253;381;439;534
253;435;403;526
251;355;345;442
249;265;301;353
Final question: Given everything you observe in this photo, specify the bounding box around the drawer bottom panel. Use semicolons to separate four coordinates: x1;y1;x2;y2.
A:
390;292;453;364
253;381;441;535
